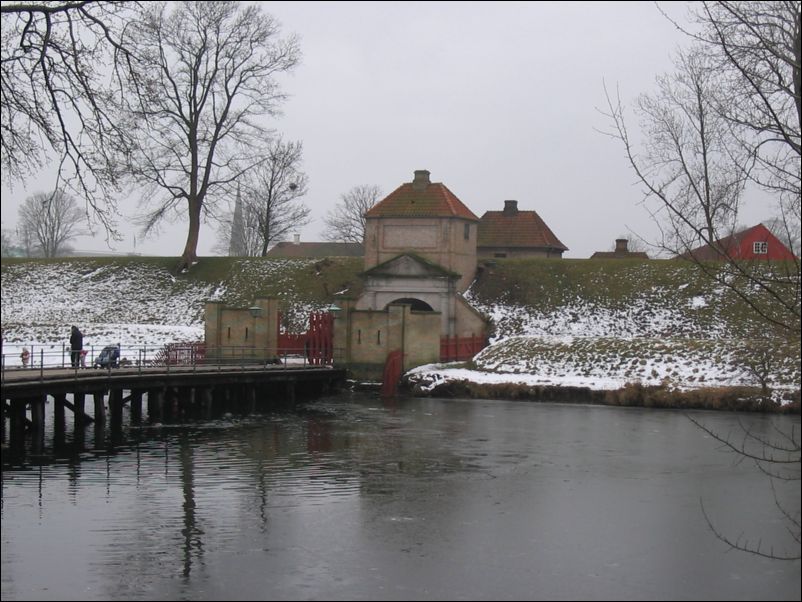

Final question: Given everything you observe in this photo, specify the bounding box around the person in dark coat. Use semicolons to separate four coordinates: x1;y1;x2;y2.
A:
70;325;83;368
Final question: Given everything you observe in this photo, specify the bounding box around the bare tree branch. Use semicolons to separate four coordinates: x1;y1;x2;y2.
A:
689;412;800;560
1;0;142;237
121;1;300;271
322;184;383;244
217;138;310;256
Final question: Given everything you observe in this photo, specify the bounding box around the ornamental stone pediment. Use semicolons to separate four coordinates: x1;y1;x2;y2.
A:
360;253;460;281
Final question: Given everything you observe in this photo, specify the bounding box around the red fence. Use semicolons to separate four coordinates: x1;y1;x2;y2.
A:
154;342;206;365
440;335;487;362
277;311;334;365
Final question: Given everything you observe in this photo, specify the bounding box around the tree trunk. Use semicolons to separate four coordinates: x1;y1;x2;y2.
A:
178;198;202;272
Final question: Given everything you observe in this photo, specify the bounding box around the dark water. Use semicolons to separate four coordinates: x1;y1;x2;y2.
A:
2;394;800;601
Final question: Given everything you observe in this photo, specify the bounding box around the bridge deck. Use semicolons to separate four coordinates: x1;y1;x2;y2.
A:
1;364;345;397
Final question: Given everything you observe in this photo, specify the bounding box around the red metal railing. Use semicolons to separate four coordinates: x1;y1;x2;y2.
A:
154;342;206;366
277;311;334;365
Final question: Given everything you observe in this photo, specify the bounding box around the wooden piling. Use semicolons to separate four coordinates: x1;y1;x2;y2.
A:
94;391;106;423
9;399;27;451
201;387;214;419
30;395;45;452
131;390;143;423
109;388;124;436
53;393;67;446
73;392;86;430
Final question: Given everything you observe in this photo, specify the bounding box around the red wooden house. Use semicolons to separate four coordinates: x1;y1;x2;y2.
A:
682;224;797;261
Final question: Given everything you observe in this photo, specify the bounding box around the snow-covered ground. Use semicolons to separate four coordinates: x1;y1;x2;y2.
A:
406;335;800;399
1;261;210;367
403;281;800;401
2;259;799;401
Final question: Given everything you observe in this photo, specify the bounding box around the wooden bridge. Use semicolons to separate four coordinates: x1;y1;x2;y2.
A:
1;360;346;455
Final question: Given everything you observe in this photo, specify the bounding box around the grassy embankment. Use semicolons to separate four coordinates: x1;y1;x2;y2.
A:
437;258;800;410
2;255;799;410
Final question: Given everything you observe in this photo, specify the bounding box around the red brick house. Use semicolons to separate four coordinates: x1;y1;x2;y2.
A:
681;224;797;261
477;200;568;259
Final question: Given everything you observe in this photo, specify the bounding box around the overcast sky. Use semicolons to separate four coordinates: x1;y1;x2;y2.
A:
0;1;773;258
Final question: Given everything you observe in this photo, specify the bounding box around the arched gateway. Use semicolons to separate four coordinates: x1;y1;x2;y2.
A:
385;298;435;312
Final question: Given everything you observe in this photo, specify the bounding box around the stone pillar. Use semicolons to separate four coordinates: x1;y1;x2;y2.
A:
252;297;279;360
204;301;224;361
332;298;356;365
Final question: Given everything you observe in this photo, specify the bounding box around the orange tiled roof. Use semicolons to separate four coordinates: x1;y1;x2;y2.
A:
365;182;478;221
478;209;568;251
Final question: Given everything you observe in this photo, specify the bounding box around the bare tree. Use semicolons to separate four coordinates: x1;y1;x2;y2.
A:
763;217;801;257
17;189;89;257
677;2;801;217
0;228;14;257
122;1;300;272
1;1;141;235
687;414;800;561
216;138;310;256
601;3;801;560
322;184;382;244
600;0;801;334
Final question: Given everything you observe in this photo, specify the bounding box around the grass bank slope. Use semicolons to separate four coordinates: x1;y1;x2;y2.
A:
1;256;363;349
2;256;798;400
407;258;800;403
467;258;789;340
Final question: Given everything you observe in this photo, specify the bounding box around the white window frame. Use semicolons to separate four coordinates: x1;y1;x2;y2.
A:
753;241;768;254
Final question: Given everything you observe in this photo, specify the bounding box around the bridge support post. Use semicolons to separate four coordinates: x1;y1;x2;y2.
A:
93;392;106;423
54;393;67;446
30;394;45;453
73;392;86;430
247;385;257;413
131;391;143;424
109;388;124;438
148;389;164;422
201;387;213;419
54;393;66;429
9;399;27;452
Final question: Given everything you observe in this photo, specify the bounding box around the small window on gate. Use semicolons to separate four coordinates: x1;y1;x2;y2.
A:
377;330;381;345
227;327;231;339
245;327;249;340
357;329;362;344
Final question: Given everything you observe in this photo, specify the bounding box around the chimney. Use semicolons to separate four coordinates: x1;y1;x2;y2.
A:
615;238;628;253
503;200;518;216
412;170;431;191
293;233;300;245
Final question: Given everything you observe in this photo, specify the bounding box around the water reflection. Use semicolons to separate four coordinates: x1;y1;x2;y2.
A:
2;394;800;601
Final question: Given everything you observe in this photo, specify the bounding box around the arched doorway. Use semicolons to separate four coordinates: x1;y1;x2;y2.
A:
385;298;435;312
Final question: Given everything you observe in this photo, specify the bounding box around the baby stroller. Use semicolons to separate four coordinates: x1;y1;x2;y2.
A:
93;345;120;369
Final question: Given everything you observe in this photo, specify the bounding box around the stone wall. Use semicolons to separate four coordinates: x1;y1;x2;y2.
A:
204;298;279;362
334;301;441;380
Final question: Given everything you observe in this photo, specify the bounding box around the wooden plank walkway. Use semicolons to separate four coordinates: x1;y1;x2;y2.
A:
2;364;345;396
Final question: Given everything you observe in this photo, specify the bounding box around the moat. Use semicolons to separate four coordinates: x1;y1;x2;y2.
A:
2;393;799;600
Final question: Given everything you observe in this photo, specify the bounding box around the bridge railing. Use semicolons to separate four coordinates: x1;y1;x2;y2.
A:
1;342;341;380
